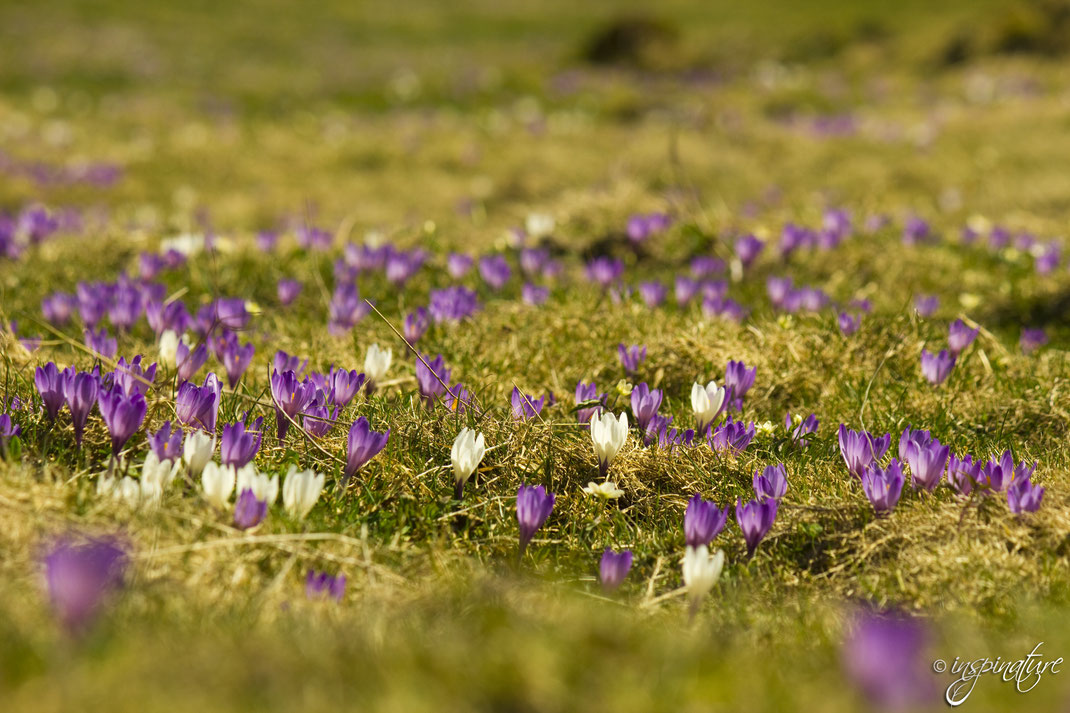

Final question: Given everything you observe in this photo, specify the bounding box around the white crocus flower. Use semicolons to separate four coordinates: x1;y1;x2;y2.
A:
682;545;725;616
183;430;216;478
690;380;727;434
201;461;236;510
158;330;181;369
236;464;278;504
590;411;628;478
525;212;555;238
363;343;392;391
282;466;325;519
450;428;486;498
583;481;624;500
755;420;776;436
142;451;181;494
116;476;142;506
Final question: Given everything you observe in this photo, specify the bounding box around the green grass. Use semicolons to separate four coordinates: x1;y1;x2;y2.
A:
3;0;1070;710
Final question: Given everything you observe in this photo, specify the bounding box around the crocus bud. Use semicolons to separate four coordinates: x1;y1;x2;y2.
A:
590;411;628;478
233;488;268;530
201;462;236;510
599;548;633;592
235;464;278;505
282;466;325;519
690;380;726;434
450;428;486;499
183;429;216;478
140;451;181;503
363;344;392;392
682;544;724;616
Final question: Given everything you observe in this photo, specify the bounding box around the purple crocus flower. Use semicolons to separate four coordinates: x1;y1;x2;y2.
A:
1035;242;1060;274
521;283;550;306
428;286;480;323
838;424;892;480
574;381;605;425
724;360;756;410
44;536;128;633
901;216;931;245
274;350;308;378
735;497;778;557
443;383;473;414
861;459;905;514
41;293;76;326
327;283;370;335
735;234;764;267
684;494;728;547
599;548;633;592
145;299;190;337
176;340;209;382
753;464;788;501
306;570;346;601
947;453;981;495
658;424;695;451
519;248;549;276
947;319;979;355
211;298;249;332
702;296;749;323
270;369;316;439
84;328;118;360
113;356;156;397
385;249;426;287
148;421;184;463
35;362;66;421
233;488;268;530
786;412;819;446
638;281;667;308
342;417;390;485
415;354;451;405
221;341;255;387
108;284;142;332
296;225;332;251
175;373;222;432
618;343;646;374
63;369;99;447
516;484;555;556
96;389;147;455
626;215;651;243
585;257;624;289
629;383;663;434
1020;328;1048;354
1007;476;1045;514
842;610;932;710
220;420;262;468
323;367;365;407
767;276;793;309
690;256;724;278
277;278;302;306
403;307;431;343
446;253;473;279
903;436;949;492
302;397;337;438
981;450;1015;491
478;254;512;290
898;426;933;462
0;413;20;450
708;418;756;454
674;276;700;306
838;311;860;336
511;387;546;420
920;349;955;385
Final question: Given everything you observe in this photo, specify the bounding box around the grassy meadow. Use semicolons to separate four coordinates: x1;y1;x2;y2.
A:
3;0;1070;711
